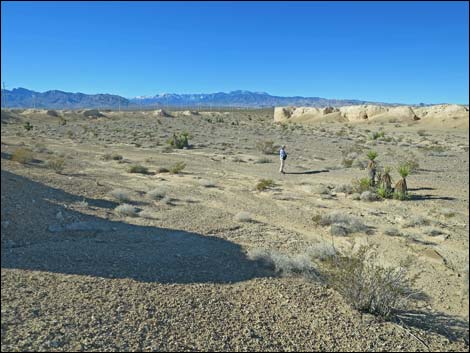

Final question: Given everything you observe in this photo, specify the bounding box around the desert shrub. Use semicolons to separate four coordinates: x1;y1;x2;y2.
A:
83;109;105;118
46;158;65;173
169;161;186;174
255;157;273;164
161;145;173;153
256;179;275;191
11;148;34;164
256;140;277;155
417;129;426;136
167;132;190;149
377;186;393;199
335;184;353;194
440;208;456;218
127;165;149;174
102;153;123;161
320;211;369;235
110;189;132;203
156;166;170;173
403;216;431;228
115;204;139;217
383;227;403;237
23;121;33;131
33;143;48;153
147;188;167;201
66;130;74;139
360;190;379;202
370;131;385;140
306;243;337;261
312;184;330;195
352;178;372;193
234;211;253;222
47;109;60;117
401;158;419;173
247;248;319;280
199;179;216;187
341;152;357;167
322;246;418;319
312;214;322;225
423;227;445;237
58;116;67;126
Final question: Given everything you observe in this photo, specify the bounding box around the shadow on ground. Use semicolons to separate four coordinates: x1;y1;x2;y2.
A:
1;170;271;284
395;310;469;344
410;194;457;201
284;169;330;175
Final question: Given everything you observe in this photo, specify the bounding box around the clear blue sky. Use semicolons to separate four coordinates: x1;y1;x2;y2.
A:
1;1;468;104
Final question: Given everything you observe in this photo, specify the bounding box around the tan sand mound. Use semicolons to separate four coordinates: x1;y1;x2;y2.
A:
275;104;469;128
153;109;173;117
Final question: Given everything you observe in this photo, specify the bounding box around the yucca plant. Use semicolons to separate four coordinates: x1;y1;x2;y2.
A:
367;150;378;161
394;164;410;200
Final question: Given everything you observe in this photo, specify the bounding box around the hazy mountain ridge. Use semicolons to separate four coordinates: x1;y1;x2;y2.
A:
1;87;427;109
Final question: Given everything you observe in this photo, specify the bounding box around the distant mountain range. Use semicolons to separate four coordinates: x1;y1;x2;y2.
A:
1;87;427;109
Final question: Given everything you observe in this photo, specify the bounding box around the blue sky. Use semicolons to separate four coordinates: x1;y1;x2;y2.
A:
1;1;468;104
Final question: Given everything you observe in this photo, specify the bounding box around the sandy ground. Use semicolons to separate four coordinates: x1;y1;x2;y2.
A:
1;108;469;351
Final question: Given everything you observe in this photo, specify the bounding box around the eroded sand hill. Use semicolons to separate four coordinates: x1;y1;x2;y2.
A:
274;104;469;129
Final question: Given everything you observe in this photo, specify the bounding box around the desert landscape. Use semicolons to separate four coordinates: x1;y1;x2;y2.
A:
1;106;469;351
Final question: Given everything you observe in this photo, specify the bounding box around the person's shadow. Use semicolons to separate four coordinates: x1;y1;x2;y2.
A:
284;169;330;175
1;170;271;284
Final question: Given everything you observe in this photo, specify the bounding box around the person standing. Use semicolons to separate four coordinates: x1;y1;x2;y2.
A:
279;145;287;174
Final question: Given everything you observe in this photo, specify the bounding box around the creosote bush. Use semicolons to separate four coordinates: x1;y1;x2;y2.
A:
322;246;419;319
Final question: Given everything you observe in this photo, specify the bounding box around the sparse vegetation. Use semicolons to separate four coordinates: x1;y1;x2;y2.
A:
169;161;186;174
46;157;65;173
322;246;418;319
114;204;139;217
352;178;372;193
127;165;150;174
23;121;33;131
256;179;275;191
110;189;132;203
11;148;34;164
234;211;253;222
255;157;273;164
168;132;190;149
102;153;123;161
247;248;319;280
147;188;167;201
319;211;369;235
256;140;277;155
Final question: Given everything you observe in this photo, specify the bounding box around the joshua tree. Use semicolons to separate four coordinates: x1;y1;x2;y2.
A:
381;166;393;193
377;166;393;199
366;151;378;186
394;164;410;200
